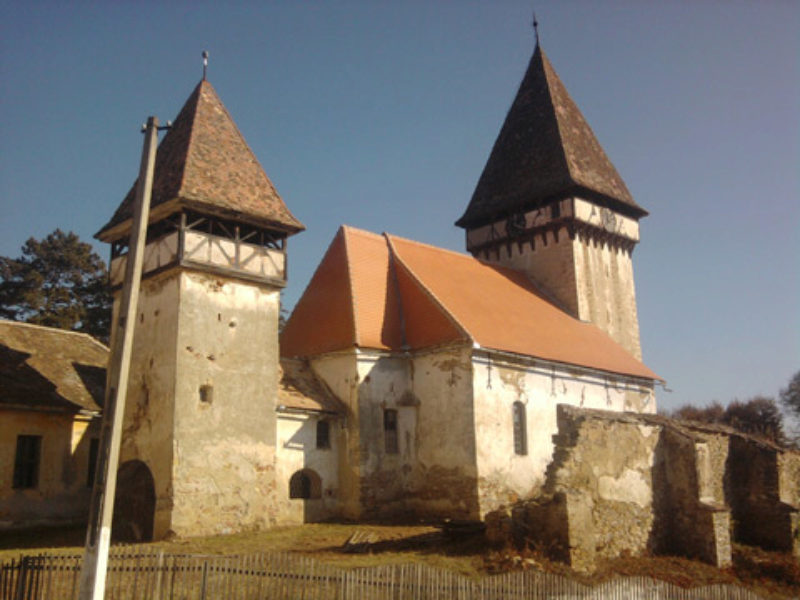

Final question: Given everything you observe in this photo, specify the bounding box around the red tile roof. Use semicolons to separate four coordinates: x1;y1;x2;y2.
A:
281;226;660;381
97;80;303;242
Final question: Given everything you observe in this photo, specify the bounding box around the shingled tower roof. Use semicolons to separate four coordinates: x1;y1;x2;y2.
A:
456;44;646;229
97;80;304;241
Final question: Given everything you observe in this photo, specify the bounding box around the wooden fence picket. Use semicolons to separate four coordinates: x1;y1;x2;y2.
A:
0;549;774;599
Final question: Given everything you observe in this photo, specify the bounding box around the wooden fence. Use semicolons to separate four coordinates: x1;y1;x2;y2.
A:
1;549;766;600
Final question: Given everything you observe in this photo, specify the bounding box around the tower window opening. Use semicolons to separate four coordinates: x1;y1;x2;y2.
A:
316;419;330;449
384;409;399;454
513;402;528;456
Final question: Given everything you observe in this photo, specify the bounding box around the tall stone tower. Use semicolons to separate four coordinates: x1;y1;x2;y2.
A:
96;79;304;539
456;42;647;359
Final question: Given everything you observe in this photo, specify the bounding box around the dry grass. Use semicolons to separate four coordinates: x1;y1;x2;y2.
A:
1;524;797;598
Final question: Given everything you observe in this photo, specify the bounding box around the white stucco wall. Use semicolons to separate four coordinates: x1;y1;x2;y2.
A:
275;411;342;523
471;350;656;516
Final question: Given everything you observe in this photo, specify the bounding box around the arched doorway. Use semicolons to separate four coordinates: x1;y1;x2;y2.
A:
289;468;322;500
113;460;155;542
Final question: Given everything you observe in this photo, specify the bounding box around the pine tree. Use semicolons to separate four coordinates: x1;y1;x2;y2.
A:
0;229;111;341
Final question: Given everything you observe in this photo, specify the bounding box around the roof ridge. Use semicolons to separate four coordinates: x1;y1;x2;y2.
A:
537;47;572;192
175;80;204;197
339;224;386;240
0;319;110;352
339;226;360;348
384;236;472;343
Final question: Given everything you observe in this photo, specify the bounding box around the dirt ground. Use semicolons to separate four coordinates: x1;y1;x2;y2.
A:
1;523;798;599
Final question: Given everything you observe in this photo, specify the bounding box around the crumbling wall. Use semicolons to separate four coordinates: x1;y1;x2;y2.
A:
727;436;799;555
656;426;731;567
518;406;660;571
512;406;734;571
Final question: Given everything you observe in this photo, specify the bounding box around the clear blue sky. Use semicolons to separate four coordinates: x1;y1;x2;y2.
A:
1;1;797;413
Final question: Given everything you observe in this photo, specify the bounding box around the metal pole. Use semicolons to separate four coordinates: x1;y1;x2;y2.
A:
78;116;160;600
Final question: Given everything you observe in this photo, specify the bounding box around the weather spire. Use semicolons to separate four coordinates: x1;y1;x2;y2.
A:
202;50;209;81
532;11;539;46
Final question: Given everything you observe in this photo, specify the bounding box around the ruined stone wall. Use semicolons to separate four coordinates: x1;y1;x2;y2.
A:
727;436;799;555
657;426;731;567
534;407;660;570
509;407;738;571
0;411;99;529
471;353;655;517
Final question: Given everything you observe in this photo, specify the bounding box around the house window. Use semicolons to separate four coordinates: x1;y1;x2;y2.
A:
384;409;398;454
87;438;100;487
13;435;41;489
513;402;527;456
316;420;330;449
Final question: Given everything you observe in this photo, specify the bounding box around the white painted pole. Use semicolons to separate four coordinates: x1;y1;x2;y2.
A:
78;116;160;600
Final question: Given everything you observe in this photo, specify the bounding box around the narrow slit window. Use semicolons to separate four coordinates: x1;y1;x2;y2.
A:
513;402;527;456
316;420;330;449
384;409;398;454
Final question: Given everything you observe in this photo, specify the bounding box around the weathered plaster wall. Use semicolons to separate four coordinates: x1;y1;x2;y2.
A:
406;346;478;519
116;268;281;539
310;352;361;519
115;271;180;540
573;235;641;360
311;345;479;521
170;270;280;536
275;412;342;523
471;352;655;516
0;411;99;529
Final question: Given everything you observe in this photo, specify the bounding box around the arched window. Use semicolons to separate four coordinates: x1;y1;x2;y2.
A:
289;469;322;499
513;401;527;456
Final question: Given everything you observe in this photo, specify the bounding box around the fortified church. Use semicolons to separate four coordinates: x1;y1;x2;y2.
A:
92;32;660;540
3;26;797;570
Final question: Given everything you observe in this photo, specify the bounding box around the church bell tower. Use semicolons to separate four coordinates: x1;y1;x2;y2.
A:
456;40;647;359
96;78;304;539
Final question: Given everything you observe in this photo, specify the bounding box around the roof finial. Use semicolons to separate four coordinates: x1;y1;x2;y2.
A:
202;50;209;80
532;11;540;46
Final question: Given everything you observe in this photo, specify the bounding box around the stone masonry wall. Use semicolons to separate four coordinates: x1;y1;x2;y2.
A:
512;406;739;571
727;435;799;555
